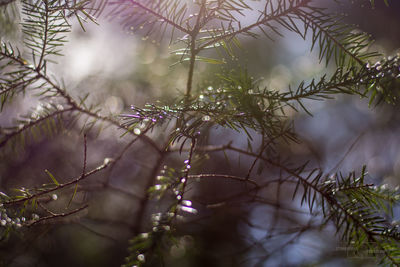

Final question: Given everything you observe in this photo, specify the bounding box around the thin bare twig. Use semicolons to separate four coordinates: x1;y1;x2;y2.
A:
328;131;366;174
188;173;259;187
128;0;190;34
4;161;109;206
0;108;74;149
27;204;88;226
198;0;311;51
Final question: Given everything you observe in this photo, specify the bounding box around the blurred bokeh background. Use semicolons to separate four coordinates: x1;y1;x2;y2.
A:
1;0;400;266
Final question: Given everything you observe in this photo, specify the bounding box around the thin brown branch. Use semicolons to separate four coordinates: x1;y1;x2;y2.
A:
298;9;365;67
81;134;87;178
0;107;74;149
185;0;207;98
188;173;259;187
185;36;197;98
103;125;158;185
76;222;119;242
37;0;49;70
74;107;162;154
327;131;366;174
4;161;109;206
246;133;271;179
68;134;88;207
38;201;57;216
128;0;190;35
27;204;88;226
0;75;39;96
198;0;311;51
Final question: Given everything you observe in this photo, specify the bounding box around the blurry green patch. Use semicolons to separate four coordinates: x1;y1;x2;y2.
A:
0;1;19;38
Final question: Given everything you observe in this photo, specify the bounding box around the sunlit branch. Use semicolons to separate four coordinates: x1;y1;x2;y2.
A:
197;0;312;51
3;161;110;206
27;204;89;226
128;0;190;34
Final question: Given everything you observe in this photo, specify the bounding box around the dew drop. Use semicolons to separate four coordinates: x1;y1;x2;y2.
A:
137;254;145;262
134;128;141;135
152;213;162;221
179;206;198;214
202;115;211;121
103;158;113;165
140;233;149;239
154;184;162;190
182;200;192;206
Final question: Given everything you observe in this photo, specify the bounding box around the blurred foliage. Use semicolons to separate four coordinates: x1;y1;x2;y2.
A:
0;0;400;267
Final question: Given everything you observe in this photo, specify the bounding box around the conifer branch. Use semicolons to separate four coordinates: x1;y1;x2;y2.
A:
27;204;89;226
37;0;49;70
188;173;259;187
1;0;399;265
198;0;312;50
297;8;373;68
0;107;74;149
127;0;190;35
3;161;110;206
